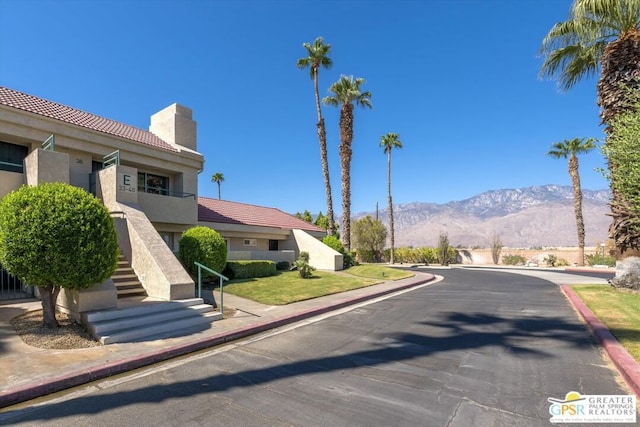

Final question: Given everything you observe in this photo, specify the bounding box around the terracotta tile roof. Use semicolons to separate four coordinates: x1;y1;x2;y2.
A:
0;86;178;152
198;198;325;233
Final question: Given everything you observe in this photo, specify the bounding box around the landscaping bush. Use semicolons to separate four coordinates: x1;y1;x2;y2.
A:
0;182;118;328
502;254;527;266
556;258;570;267
322;235;344;253
294;258;315;278
225;260;276;279
343;251;357;268
437;233;451;265
393;246;437;265
586;253;616;267
544;254;558;267
322;235;355;268
178;226;227;279
276;261;290;271
291;252;315;279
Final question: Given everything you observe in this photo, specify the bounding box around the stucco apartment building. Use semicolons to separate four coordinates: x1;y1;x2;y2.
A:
0;86;342;318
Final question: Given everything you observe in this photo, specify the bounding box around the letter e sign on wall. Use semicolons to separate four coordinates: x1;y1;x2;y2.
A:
117;173;136;193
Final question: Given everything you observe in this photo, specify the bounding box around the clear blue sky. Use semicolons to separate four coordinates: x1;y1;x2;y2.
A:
0;0;608;216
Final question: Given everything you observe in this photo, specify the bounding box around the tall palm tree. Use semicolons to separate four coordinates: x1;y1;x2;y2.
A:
323;75;372;251
539;0;640;252
211;172;224;200
380;133;402;265
297;37;336;236
548;137;597;266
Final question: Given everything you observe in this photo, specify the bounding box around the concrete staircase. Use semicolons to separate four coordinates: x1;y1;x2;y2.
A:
84;298;223;344
113;254;146;298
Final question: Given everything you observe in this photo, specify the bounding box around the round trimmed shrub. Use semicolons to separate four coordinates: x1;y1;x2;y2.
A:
0;183;118;328
178;226;227;278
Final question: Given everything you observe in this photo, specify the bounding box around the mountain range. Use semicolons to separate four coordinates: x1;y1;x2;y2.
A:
353;185;611;248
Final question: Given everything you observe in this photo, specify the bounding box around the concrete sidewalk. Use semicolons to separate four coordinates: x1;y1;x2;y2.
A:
0;272;436;408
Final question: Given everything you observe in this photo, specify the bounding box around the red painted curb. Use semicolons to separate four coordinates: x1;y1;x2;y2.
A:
0;274;436;408
561;284;640;397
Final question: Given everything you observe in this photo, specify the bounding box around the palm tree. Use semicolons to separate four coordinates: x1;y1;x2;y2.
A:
323;75;372;251
539;0;640;252
297;37;336;236
380;133;402;265
211;172;224;200
547;137;597;266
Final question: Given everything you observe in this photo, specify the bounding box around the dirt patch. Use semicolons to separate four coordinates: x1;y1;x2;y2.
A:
10;310;100;349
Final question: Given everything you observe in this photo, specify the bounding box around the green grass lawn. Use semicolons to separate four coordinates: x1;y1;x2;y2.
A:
224;265;411;305
572;284;640;362
346;264;414;281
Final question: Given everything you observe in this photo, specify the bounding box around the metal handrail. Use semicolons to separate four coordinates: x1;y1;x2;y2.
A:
103;150;120;168
42;134;55;151
0;160;23;168
138;186;196;199
194;261;228;315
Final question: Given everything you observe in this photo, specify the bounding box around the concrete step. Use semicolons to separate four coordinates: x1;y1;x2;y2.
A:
112;253;147;299
114;279;144;287
112;271;137;279
85;298;205;322
99;310;222;344
141;313;224;341
116;287;147;296
84;298;222;344
90;303;215;335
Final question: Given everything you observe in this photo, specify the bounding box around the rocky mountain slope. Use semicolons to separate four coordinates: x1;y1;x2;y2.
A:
355;185;611;248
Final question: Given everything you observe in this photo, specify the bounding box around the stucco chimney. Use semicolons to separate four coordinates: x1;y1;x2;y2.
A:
149;103;197;151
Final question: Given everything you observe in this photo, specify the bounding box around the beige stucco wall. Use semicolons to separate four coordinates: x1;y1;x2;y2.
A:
0;171;24;198
291;229;343;271
459;247;601;266
227;236;269;252
114;202;195;300
138;191;197;225
98;164;198;227
24;148;70;185
64;148;94;191
150;103;197;152
57;280;118;322
97;165;138;209
227;250;296;263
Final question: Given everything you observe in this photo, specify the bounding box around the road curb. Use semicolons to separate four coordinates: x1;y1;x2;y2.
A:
560;284;640;397
0;275;435;408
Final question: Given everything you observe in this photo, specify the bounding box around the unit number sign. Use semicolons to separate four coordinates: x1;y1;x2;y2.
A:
118;173;136;193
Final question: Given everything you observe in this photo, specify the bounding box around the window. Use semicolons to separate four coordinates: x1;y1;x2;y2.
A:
0;141;28;173
138;172;169;195
269;240;278;251
160;232;174;250
92;161;103;172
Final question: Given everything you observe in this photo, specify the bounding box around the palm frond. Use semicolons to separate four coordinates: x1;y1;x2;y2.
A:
539;0;639;91
380;133;403;154
297;37;332;79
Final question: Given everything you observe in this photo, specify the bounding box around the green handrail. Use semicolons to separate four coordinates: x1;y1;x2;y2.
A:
42;134;55;151
194;261;228;316
103;150;120;168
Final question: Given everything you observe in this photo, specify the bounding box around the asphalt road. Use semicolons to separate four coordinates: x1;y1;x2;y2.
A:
1;268;634;427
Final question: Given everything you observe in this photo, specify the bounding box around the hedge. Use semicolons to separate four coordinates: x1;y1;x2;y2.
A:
224;260;276;280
